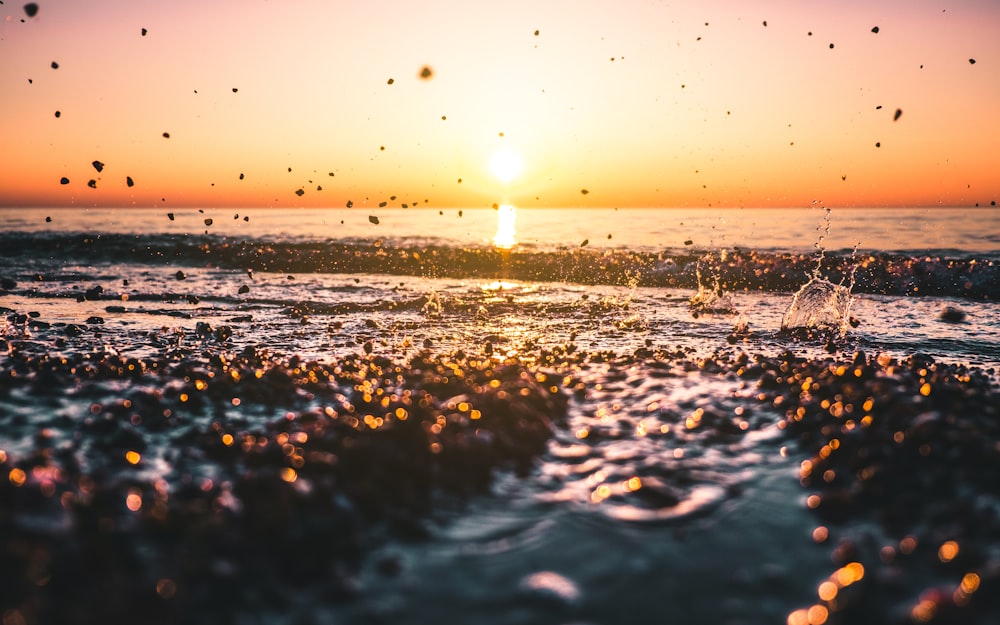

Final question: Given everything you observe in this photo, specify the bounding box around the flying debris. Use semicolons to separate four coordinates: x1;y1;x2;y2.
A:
141;28;148;36
419;66;433;79
24;3;39;18
893;109;902;121
51;61;59;69
59;177;70;185
871;26;879;33
369;215;380;225
92;160;105;172
295;189;305;197
126;176;134;187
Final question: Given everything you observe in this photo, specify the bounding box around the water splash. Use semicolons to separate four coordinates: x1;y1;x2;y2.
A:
688;251;736;315
780;277;854;334
780;204;858;335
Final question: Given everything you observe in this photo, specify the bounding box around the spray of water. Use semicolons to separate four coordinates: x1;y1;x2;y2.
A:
780;203;859;335
688;250;737;315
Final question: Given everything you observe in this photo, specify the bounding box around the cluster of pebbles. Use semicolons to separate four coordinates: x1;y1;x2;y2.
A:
749;349;1000;624
0;319;566;625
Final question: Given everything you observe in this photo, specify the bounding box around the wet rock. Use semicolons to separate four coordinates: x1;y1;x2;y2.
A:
939;306;966;323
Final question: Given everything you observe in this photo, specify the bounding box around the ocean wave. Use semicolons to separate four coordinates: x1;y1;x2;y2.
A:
1;232;996;300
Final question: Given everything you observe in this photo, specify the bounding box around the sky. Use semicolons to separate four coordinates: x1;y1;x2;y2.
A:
1;0;998;210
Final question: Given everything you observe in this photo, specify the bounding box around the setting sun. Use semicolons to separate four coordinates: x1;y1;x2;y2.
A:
489;148;525;184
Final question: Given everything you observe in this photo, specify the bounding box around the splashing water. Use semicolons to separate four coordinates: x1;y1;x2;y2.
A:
688;251;736;315
780;204;858;335
780;277;854;334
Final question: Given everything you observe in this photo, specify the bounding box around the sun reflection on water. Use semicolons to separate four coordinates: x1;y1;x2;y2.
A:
493;204;517;249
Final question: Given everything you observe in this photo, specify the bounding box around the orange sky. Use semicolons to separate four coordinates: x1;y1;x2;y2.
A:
1;0;998;209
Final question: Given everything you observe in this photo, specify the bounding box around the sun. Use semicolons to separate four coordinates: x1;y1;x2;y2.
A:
489;147;524;183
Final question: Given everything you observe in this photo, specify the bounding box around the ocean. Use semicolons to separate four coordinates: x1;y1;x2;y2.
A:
1;205;998;625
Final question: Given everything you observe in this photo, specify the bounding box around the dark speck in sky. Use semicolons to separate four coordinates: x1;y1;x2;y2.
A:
387;78;394;85
92;160;104;173
580;239;589;247
141;28;147;36
204;218;213;226
126;176;134;187
534;29;539;36
419;66;433;79
829;43;835;49
294;188;305;196
54;110;60;118
59;177;69;185
239;173;244;180
762;20;767;27
24;3;38;18
875;142;881;148
167;213;175;221
969;58;976;65
871;26;879;34
378;201;387;207
232;87;238;93
876;105;883;110
162;132;170;138
51;61;59;69
893;108;903;121
87;180;97;188
346;200;354;208
581;189;590;195
369;215;380;225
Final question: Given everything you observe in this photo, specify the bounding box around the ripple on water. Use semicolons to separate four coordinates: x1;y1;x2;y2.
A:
540;358;783;525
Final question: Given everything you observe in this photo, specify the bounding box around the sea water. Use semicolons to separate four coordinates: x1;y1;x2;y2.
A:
1;205;998;625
